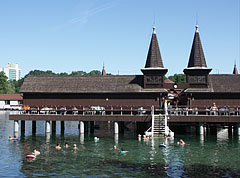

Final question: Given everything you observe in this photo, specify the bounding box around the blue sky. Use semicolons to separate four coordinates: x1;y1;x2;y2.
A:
0;0;239;77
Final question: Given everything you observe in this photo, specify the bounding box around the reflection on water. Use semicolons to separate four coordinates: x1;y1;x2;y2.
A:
1;111;240;177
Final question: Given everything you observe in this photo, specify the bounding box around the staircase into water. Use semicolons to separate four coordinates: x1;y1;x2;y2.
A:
153;115;166;136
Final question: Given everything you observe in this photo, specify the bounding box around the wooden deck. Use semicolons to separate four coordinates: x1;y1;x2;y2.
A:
9;105;240;123
9;114;240;123
9;114;151;122
169;115;240;123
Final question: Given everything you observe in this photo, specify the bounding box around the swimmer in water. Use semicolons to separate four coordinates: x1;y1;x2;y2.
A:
73;144;77;150
32;148;40;156
178;139;185;146
138;134;141;141
65;142;69;148
56;143;62;150
120;148;128;154
94;137;100;142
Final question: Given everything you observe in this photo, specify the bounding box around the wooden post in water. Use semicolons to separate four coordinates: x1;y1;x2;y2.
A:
90;121;94;133
21;120;25;135
32;121;36;134
61;121;65;135
228;124;233;137
209;125;217;135
120;121;124;134
234;123;240;136
52;121;56;134
84;121;88;133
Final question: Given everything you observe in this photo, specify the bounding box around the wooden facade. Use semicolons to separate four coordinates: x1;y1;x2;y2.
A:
19;26;240;112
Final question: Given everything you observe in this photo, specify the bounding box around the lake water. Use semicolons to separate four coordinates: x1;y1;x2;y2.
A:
1;111;240;178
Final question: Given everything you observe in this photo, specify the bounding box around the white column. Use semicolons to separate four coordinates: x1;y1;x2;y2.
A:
46;132;50;143
45;121;51;133
114;133;119;144
80;121;84;134
114;122;119;134
14;120;19;133
199;123;204;135
80;133;84;144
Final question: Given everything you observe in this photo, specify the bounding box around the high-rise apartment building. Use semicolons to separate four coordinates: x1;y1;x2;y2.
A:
0;63;21;80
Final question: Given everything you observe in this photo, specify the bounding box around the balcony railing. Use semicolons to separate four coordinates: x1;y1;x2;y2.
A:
12;105;240;117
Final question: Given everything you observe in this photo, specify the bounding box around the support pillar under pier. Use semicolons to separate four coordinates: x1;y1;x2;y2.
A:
45;121;50;133
32;121;36;134
209;125;217;135
119;122;124;134
14;120;19;133
84;121;88;133
199;123;204;135
90;121;94;133
228;124;233;137
52;121;56;134
61;121;65;135
21;120;25;135
234;123;240;136
114;122;119;134
80;121;84;134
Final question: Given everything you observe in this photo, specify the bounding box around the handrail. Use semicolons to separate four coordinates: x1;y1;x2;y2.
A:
13;105;240;117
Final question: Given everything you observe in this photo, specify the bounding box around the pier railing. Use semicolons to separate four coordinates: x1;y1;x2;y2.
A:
12;105;240;117
168;106;240;116
15;105;164;116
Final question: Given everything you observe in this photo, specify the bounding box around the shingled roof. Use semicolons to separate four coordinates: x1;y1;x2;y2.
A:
20;75;167;93
185;74;240;93
187;25;207;68
144;26;164;68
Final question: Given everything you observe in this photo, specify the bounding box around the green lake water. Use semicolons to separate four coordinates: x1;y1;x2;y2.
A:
0;111;240;177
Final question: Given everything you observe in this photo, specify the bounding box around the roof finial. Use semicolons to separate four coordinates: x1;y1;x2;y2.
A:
195;24;199;33
153;25;156;34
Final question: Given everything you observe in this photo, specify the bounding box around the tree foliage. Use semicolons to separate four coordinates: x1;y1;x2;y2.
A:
0;71;10;94
168;74;186;83
9;78;24;93
27;70;56;76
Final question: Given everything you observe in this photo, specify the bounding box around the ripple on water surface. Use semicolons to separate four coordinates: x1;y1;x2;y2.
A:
1;112;240;177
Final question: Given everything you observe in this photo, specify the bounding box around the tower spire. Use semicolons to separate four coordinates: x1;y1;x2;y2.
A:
184;25;212;87
102;62;106;76
233;61;238;74
143;26;165;69
186;24;207;68
141;26;168;88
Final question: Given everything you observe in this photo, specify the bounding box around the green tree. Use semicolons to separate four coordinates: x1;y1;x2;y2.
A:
0;71;9;94
88;70;101;76
168;74;186;83
9;78;24;93
70;71;87;76
27;70;56;76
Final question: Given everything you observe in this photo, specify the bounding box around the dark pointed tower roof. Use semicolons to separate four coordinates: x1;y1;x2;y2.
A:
102;63;106;76
233;63;238;75
184;25;211;76
141;26;167;75
187;24;207;68
144;26;164;68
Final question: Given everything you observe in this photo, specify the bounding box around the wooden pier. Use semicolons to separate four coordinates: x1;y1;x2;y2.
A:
9;105;240;136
